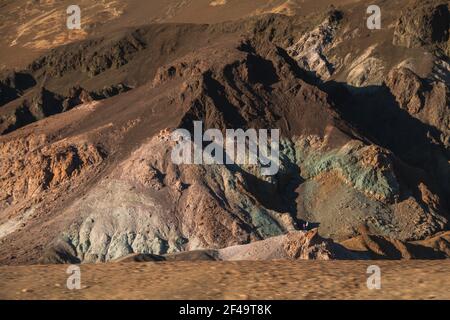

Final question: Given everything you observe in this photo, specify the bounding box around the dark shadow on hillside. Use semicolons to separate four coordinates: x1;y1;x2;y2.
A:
321;80;450;216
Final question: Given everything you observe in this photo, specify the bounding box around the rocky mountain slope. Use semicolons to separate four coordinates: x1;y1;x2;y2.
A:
0;0;449;264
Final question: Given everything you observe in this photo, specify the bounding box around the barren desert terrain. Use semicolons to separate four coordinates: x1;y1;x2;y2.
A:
1;260;449;300
0;0;449;302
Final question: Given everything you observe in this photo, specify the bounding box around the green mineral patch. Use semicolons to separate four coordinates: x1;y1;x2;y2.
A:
221;167;285;238
294;139;400;202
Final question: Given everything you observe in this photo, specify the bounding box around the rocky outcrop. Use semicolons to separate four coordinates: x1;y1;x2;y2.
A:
28;31;146;78
287;10;342;80
386;67;428;114
384;67;450;200
341;227;450;259
218;229;359;260
0;72;36;107
393;0;449;49
0;85;107;134
0;134;105;239
346;44;386;87
385;67;449;142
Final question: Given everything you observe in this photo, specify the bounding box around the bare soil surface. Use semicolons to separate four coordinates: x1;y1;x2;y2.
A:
0;260;449;300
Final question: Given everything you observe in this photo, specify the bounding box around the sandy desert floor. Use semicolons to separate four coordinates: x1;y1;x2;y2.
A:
0;260;449;300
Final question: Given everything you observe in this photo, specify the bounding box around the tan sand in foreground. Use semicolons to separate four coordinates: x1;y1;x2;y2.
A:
0;260;449;300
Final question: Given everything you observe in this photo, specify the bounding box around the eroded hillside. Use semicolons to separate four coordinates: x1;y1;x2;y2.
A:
0;0;449;265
